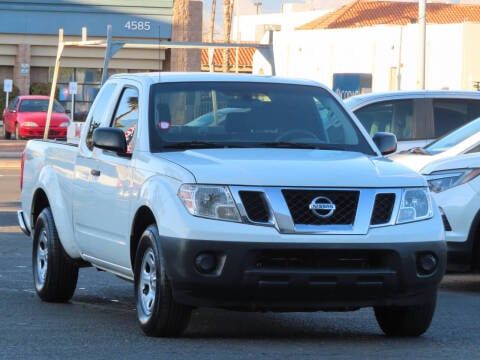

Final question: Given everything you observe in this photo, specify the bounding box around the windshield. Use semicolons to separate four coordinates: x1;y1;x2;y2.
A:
19;99;65;113
425;117;480;154
148;82;374;154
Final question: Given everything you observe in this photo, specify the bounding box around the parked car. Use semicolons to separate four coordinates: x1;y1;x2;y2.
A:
390;116;480;171
422;154;480;272
2;95;70;140
345;90;480;151
389;118;480;272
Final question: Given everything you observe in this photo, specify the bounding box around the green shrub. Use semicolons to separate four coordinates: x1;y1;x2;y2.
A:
30;82;55;96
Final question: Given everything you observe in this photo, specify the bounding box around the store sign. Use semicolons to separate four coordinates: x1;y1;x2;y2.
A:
69;82;78;95
20;63;30;75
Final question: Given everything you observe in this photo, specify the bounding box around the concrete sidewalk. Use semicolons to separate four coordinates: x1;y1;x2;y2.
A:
0;159;20;169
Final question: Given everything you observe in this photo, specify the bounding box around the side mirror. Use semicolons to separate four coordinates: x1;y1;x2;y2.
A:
92;127;128;154
372;132;397;155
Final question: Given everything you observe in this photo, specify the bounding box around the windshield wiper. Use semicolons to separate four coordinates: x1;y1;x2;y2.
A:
408;147;431;155
163;141;229;150
255;142;346;150
162;141;347;151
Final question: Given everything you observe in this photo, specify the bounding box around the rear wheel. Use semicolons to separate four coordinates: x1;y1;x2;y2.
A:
134;224;191;337
33;207;79;302
374;296;437;337
4;124;11;139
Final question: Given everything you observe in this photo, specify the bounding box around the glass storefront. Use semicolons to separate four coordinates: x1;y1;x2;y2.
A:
49;67;126;121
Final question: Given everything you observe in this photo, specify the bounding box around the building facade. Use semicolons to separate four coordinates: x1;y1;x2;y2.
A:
0;0;202;116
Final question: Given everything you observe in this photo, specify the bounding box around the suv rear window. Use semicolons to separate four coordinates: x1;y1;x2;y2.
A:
432;99;480;137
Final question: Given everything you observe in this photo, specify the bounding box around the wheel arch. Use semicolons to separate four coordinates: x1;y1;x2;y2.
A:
31;188;50;233
130;206;157;270
29;181;81;259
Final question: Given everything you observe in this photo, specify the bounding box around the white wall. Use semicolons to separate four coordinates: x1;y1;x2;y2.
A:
254;23;480;93
233;10;329;42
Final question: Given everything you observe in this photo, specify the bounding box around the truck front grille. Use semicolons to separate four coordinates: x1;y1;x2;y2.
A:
239;191;270;222
370;193;395;225
281;189;359;225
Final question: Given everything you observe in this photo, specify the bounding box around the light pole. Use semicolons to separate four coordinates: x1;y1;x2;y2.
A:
418;0;426;89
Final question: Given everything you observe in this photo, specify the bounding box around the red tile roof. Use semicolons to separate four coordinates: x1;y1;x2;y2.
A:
201;47;256;72
298;0;480;30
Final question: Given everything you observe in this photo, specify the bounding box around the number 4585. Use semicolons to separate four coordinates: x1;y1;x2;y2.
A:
124;21;151;31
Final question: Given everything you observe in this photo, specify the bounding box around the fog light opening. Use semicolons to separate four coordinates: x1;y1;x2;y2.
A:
195;252;218;274
417;252;438;275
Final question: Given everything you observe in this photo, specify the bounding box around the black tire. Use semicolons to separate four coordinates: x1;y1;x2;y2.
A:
134;224;191;337
32;207;79;302
374;296;437;337
4;125;11;139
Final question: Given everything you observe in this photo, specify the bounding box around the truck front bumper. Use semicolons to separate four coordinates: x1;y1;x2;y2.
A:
160;237;446;311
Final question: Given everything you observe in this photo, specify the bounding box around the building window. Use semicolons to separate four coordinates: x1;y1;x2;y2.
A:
49;67;126;121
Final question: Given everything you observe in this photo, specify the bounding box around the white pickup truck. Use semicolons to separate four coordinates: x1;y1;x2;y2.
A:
18;72;446;337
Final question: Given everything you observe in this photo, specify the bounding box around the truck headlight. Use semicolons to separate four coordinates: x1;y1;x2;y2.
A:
396;188;433;224
425;169;480;193
178;184;241;222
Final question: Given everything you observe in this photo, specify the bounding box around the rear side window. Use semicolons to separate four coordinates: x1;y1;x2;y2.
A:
8;97;19;111
354;100;414;140
433;99;480;137
85;83;116;150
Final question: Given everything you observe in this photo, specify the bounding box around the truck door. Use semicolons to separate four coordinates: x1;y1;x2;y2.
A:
73;85;139;271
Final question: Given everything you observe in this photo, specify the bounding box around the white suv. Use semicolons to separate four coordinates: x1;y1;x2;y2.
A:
390;118;480;271
345;90;480;151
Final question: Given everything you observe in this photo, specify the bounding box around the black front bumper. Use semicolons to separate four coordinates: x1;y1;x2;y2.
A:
161;237;446;311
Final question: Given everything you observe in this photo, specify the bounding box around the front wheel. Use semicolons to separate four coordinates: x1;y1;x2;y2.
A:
4;124;11;139
33;207;79;302
374;296;437;337
134;225;192;337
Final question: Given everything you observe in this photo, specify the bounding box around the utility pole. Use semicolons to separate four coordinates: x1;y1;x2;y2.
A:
418;0;426;89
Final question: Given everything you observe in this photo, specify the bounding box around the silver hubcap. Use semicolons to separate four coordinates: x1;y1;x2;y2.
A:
139;248;157;317
36;229;48;288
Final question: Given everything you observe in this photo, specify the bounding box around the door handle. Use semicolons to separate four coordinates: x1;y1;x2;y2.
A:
91;169;101;176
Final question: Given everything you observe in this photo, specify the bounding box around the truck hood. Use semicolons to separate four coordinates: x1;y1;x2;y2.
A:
156;149;425;188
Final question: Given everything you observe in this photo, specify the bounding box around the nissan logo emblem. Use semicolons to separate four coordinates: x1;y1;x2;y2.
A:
309;196;336;218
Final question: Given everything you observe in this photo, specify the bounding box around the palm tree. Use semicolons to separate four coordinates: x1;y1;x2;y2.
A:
208;0;217;71
222;0;234;72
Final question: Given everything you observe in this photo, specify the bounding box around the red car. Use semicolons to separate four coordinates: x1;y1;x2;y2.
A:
2;95;70;139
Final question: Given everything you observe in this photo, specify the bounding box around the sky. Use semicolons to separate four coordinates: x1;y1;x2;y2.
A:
202;1;305;15
202;0;306;39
